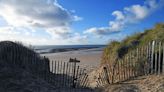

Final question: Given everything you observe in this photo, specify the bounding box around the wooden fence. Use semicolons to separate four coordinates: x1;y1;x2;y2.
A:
0;41;90;89
49;59;90;88
96;41;164;87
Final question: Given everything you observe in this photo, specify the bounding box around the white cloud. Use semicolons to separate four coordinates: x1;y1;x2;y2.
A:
84;0;164;35
0;0;87;44
0;26;88;45
73;15;83;21
0;0;71;27
68;33;88;44
112;11;125;20
0;0;82;36
84;27;120;35
124;5;148;21
46;27;72;39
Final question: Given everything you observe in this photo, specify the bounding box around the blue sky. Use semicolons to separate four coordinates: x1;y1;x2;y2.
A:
0;0;164;45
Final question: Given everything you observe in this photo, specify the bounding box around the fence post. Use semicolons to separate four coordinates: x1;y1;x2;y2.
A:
146;42;151;74
158;42;161;74
107;64;111;83
103;67;110;84
142;46;146;75
124;56;128;80
96;81;100;88
97;77;102;86
132;51;136;77
129;52;133;78
75;66;80;88
52;61;54;73
151;41;155;74
138;47;142;76
127;55;130;79
101;69;107;84
69;58;80;88
155;42;158;74
63;62;66;87
118;61;121;82
143;45;146;75
57;61;59;74
116;61;119;82
80;73;87;87
163;43;164;74
60;61;63;74
122;58;126;81
67;62;71;87
75;66;80;87
147;43;150;75
82;75;89;88
136;48;139;76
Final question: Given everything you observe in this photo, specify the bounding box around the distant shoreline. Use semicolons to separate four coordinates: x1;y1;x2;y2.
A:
40;47;100;54
35;45;106;54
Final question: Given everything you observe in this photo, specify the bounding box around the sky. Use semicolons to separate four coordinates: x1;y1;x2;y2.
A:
0;0;164;45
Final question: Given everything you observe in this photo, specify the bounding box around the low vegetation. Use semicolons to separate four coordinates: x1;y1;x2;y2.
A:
101;23;164;65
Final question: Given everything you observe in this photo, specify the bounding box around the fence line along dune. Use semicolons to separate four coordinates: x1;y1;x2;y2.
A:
0;41;94;92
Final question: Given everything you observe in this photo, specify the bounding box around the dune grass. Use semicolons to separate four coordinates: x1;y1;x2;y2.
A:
101;23;164;65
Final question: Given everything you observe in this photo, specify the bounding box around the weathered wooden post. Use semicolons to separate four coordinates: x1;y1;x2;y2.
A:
60;61;63;74
163;43;164;74
106;64;111;83
148;42;152;74
67;63;71;87
57;61;59;74
65;62;68;86
51;61;54;73
151;41;155;74
120;59;124;81
158;42;161;74
97;78;102;86
146;44;150;75
96;81;100;87
127;55;130;79
62;62;66;87
98;73;104;85
82;75;89;88
54;61;56;74
75;66;80;86
155;42;158;74
69;58;80;88
80;73;87;86
123;57;127;83
117;60;120;82
103;67;110;84
132;51;135;77
100;71;106;85
81;74;88;88
129;52;132;78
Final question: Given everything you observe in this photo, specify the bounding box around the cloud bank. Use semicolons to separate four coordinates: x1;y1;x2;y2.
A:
84;0;164;35
0;0;86;45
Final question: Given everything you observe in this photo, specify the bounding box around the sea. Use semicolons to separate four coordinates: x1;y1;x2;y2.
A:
33;45;106;54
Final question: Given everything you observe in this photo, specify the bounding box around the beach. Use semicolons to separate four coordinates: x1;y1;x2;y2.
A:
41;48;103;70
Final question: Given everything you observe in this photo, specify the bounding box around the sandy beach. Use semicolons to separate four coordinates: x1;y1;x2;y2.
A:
41;48;103;70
